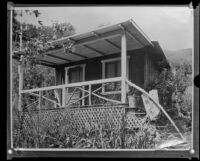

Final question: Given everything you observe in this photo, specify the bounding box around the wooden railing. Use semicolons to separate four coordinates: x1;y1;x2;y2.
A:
21;77;122;108
21;77;121;93
20;76;184;140
126;79;184;140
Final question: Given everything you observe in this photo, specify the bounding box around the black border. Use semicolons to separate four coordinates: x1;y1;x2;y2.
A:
7;2;199;159
5;0;199;6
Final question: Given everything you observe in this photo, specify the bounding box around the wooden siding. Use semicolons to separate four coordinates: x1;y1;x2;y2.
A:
144;51;160;91
129;50;145;89
85;59;102;81
55;48;160;91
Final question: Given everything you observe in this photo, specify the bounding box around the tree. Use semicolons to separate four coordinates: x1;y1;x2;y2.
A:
151;61;192;132
12;10;76;110
52;22;75;39
12;9;42;51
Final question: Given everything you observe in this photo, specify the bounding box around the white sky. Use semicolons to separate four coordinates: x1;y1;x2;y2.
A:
15;6;193;50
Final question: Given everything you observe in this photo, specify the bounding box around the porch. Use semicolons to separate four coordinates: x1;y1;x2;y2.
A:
17;19;157;110
20;77;143;108
13;77;184;148
17;76;169;132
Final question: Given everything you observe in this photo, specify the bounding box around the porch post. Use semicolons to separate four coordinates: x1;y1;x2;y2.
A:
88;84;92;106
18;64;23;111
62;87;66;107
82;64;86;106
62;69;66;107
121;31;127;103
62;67;69;107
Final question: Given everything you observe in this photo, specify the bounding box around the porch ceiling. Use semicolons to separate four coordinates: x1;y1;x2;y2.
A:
38;19;154;66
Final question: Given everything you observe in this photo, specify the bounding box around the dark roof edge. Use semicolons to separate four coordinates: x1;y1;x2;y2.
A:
151;41;170;69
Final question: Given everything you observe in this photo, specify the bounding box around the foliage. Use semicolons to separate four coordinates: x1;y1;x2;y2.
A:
12;10;76;110
11;9;192;149
52;22;75;39
13;109;162;149
13;9;75;65
127;86;141;96
13;10;42;51
12;59;20;99
148;60;192;132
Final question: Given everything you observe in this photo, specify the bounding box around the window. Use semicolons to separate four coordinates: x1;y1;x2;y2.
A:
101;57;129;94
65;64;86;96
65;64;86;84
105;60;121;78
68;66;83;83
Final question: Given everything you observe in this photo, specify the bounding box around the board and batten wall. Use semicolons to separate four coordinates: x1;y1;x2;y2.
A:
55;47;160;96
144;49;161;91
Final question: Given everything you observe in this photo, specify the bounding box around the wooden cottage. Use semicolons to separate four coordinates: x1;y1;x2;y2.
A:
13;19;169;115
13;19;187;148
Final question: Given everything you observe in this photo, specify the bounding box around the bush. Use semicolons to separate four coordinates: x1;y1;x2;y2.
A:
13;109;163;149
150;62;192;132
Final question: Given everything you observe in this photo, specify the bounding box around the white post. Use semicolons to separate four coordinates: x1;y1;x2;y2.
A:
18;64;23;111
89;84;92;106
62;87;65;107
82;64;86;106
102;62;105;93
65;67;69;107
64;67;70;107
121;32;127;103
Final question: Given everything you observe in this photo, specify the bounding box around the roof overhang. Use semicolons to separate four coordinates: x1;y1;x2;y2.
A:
13;19;155;66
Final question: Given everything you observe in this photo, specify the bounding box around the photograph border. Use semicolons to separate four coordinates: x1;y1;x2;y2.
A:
7;3;199;158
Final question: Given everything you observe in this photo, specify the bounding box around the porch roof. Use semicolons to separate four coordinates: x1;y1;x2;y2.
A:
13;19;156;67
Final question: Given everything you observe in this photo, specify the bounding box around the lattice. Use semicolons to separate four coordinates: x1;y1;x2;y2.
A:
68;107;125;131
13;106;149;142
125;111;148;129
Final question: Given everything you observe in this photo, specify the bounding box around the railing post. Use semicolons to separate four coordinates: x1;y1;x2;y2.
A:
82;86;85;106
82;64;86;106
89;84;92;106
121;31;127;103
62;87;66;107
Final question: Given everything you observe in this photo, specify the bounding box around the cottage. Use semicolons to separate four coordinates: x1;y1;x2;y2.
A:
13;19;169;110
13;19;186;146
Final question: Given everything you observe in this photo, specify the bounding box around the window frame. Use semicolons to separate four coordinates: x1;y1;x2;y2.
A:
101;56;130;95
64;64;86;106
64;64;86;84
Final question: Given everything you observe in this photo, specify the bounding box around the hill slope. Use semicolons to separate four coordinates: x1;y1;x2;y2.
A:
163;48;192;66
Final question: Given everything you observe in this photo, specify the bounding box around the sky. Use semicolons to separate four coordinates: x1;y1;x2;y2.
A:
15;6;193;51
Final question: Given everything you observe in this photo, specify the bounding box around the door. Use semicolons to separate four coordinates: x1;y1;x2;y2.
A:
65;65;85;106
105;60;121;92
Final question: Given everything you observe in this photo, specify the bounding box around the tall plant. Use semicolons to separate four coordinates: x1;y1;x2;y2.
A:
149;61;192;131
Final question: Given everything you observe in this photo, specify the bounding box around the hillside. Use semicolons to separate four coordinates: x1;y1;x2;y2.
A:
163;48;192;66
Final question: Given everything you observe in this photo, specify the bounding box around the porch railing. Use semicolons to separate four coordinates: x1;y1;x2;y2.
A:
126;79;184;140
19;77;184;140
20;77;123;109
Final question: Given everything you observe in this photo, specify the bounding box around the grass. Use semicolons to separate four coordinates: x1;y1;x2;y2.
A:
13;107;191;149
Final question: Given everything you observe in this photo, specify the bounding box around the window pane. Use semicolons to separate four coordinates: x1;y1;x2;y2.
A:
106;62;115;78
104;60;121;92
68;67;82;93
68;67;82;83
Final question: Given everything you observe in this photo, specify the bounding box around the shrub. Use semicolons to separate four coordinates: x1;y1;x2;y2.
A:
13;108;163;149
